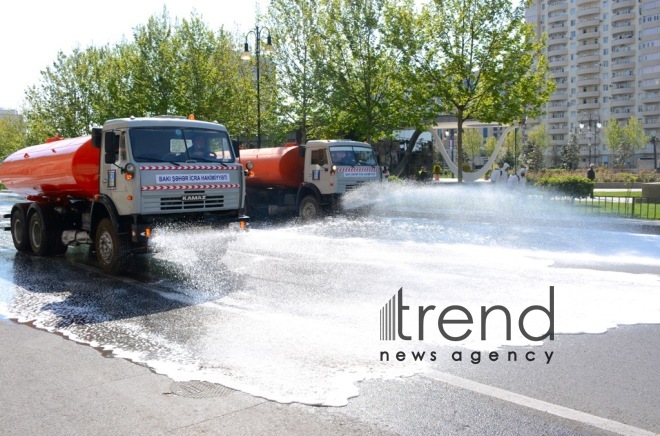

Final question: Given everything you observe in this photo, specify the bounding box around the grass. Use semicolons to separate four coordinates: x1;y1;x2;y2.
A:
593;190;642;198
579;195;660;220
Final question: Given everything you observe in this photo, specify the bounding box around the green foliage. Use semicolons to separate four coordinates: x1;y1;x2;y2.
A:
462;128;483;169
535;175;594;198
522;124;548;171
433;164;442;174
560;131;580;170
603;117;648;169
268;0;327;144
404;0;554;182
0;113;27;159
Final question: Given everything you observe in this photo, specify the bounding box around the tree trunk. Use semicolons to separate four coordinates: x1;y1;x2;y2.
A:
393;129;422;177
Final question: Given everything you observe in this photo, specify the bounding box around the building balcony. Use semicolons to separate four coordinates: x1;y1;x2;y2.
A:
548;13;568;24
577;17;600;30
578;78;601;87
612;0;635;8
641;106;660;116
577;90;600;98
609;98;634;108
611;11;635;22
611;35;635;47
642;93;660;103
576;54;600;64
548;1;568;12
548;104;568;112
577;64;600;74
611;59;635;70
610;86;634;96
611;47;635;59
577;6;600;18
576;42;600;53
643;118;660;129
578;102;601;111
548;47;568;57
549;69;568;78
549;91;569;100
577;0;599;6
578;29;599;40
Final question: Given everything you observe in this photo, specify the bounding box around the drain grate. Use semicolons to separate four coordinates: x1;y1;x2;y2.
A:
169;381;235;399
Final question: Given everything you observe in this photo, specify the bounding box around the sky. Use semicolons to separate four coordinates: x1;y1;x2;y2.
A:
0;0;269;110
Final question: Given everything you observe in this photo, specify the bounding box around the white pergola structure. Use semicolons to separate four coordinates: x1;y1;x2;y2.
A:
429;120;513;182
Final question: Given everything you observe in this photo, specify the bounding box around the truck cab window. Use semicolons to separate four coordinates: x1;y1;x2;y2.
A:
130;128;235;163
118;132;128;162
311;149;328;166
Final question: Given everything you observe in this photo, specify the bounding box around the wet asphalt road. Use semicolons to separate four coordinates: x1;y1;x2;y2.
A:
0;190;659;434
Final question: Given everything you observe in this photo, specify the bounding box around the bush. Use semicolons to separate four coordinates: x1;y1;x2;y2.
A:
534;175;594;198
433;164;442;175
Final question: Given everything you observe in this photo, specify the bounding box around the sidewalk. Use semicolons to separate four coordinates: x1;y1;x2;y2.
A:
0;319;384;435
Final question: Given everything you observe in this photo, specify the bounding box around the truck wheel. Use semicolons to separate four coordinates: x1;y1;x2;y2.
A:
95;218;131;275
28;207;53;256
298;196;320;221
10;204;31;253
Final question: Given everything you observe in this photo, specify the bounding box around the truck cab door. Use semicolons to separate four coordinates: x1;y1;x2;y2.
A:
304;147;334;195
100;130;135;215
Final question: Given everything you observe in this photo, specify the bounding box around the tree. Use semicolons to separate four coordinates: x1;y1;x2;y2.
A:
462;128;483;170
560;131;580;170
315;0;432;143
523;124;549;170
622;117;649;168
484;136;498;166
0;113;26;160
268;0;326;144
604;118;626;168
405;0;554;182
23;46;114;142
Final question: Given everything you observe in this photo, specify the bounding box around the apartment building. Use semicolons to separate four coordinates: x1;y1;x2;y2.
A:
526;0;660;169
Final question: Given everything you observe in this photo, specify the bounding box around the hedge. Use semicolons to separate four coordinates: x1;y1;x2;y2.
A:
534;175;594;198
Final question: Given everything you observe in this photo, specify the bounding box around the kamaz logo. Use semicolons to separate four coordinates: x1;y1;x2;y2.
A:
181;195;206;201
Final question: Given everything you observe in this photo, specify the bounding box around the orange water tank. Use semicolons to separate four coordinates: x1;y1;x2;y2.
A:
0;135;100;200
240;145;304;189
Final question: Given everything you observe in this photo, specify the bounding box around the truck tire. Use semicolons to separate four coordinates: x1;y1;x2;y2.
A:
298;196;320;221
95;218;131;275
10;203;31;253
28;206;53;256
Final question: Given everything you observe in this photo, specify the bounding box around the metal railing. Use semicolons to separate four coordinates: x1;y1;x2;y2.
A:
571;195;659;219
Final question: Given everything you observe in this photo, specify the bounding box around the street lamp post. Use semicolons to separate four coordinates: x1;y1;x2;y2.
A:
444;130;455;165
241;26;273;149
579;113;602;166
652;135;658;172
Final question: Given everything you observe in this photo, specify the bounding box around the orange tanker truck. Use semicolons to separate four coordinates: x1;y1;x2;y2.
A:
240;140;382;219
0;115;248;274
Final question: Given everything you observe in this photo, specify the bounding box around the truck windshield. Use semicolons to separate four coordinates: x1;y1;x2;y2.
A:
130;127;235;163
330;146;378;166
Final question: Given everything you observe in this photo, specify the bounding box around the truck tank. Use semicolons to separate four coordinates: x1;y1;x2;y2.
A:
0;135;100;199
240;145;304;189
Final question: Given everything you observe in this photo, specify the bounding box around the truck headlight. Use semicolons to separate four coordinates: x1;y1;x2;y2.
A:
123;163;136;179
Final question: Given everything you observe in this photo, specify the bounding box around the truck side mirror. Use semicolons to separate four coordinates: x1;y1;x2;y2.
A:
104;131;118;164
232;139;240;159
91;128;103;148
298;145;306;158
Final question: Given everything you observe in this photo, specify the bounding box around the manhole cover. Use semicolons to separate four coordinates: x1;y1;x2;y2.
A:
169;381;234;399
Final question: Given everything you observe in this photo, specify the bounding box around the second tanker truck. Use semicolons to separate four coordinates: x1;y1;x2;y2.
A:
0;115;248;275
240;140;382;219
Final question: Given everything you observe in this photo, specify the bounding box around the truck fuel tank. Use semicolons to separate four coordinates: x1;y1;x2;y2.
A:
240;145;304;189
0;135;100;199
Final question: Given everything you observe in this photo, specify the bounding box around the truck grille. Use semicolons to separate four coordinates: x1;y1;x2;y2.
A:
344;181;366;192
160;191;224;211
